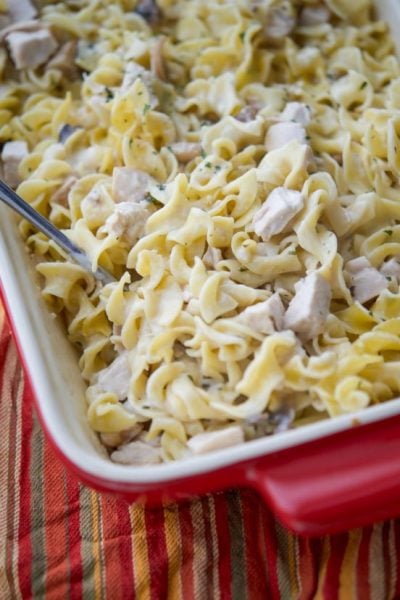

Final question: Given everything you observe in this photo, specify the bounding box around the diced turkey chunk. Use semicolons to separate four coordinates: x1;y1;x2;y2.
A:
187;426;244;455
100;424;143;449
380;258;400;282
283;273;332;340
51;175;77;206
96;353;131;401
299;4;331;26
237;293;284;335
170;142;202;163
253;187;304;241
8;0;37;24
1;140;28;188
104;202;149;245
203;246;222;269
264;2;296;40
112;167;156;204
280;102;311;126
265;121;307;152
111;441;162;465
7;28;58;69
345;257;388;304
47;41;78;78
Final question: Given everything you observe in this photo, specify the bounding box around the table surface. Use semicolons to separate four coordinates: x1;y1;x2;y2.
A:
0;302;399;600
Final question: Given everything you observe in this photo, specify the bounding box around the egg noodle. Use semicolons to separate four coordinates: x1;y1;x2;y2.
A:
2;0;400;463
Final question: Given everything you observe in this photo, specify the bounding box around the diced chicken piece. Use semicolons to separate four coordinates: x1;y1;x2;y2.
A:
0;20;44;42
187;426;244;455
237;293;284;335
253;187;304;241
279;102;312;126
150;35;167;81
50;176;77;207
100;424;143;448
380;258;400;283
7;28;58;69
103;202;149;246
265;121;307;152
235;104;260;122
264;1;296;40
170;142;202;163
203;246;222;269
8;0;37;23
112;166;156;204
345;257;388;304
81;185;113;228
283;273;332;340
96;353;131;401
299;4;331;26
47;40;79;79
1;140;28;188
111;440;162;465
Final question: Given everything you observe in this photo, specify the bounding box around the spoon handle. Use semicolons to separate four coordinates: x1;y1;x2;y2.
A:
0;179;116;286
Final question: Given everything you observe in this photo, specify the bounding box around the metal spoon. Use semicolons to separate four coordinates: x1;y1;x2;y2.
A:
0;179;116;286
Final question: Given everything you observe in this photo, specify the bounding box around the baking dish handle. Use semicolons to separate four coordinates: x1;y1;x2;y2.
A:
244;414;400;536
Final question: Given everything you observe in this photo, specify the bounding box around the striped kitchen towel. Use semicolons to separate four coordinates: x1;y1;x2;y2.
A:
1;302;400;600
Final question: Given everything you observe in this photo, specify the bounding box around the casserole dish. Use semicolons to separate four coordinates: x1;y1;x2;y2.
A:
2;0;400;537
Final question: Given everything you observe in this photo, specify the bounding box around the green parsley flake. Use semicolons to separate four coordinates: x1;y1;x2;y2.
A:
143;103;151;114
384;229;393;235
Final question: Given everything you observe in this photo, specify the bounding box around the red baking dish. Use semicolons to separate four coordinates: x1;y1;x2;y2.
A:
2;0;400;538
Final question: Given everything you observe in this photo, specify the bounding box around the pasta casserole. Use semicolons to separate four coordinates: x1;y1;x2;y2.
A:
1;0;400;465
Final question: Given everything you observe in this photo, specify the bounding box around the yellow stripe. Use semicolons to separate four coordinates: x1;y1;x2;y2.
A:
314;537;331;600
163;504;182;599
388;522;397;598
90;490;103;600
10;372;24;600
339;529;362;599
208;497;220;600
0;334;16;599
130;505;151;600
369;523;385;599
190;501;208;599
287;531;299;597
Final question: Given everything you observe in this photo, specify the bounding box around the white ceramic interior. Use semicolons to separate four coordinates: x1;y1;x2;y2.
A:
0;0;400;485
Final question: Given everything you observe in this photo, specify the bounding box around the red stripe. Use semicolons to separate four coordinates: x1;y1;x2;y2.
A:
356;526;373;599
116;500;135;598
178;501;195;599
43;438;70;598
201;496;217;599
17;383;33;600
145;506;169;600
65;474;83;599
241;490;269;597
298;536;322;600
100;497;135;600
261;504;281;599
322;532;348;600
213;493;232;600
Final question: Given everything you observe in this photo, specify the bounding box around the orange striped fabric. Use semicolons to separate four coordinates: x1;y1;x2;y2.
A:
0;302;399;600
